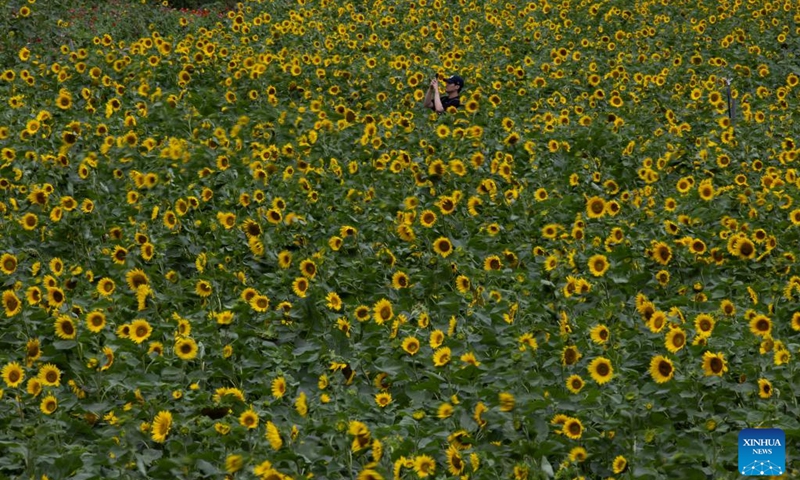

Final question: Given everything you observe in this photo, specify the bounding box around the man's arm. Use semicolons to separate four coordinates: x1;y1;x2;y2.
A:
433;92;444;113
423;78;438;109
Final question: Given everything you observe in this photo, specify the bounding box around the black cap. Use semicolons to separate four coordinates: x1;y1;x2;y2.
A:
445;75;464;90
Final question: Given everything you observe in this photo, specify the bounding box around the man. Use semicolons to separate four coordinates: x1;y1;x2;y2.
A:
423;74;463;113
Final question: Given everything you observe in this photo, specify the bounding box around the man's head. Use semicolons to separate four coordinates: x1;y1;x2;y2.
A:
445;75;464;94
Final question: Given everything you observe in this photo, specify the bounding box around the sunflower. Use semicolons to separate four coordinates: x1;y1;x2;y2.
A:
612;455;628;474
125;268;149;290
85;310;107;333
753;378;774;401
732;237;756;259
151;410;173;443
587;254;609;276
649;355;675;383
292;277;309;298
373;298;393;324
483;255;502;271
651;241;672;265
266;421;283;450
694;314;715;338
433;347;451;367
789;208;800;225
2;290;22;317
720;299;736;317
402;337;420;355
195;280;212;297
299;259;317;279
585;196;606;218
589;325;609;344
0;253;17;274
40;395;58;415
749;314;771;337
446;445;465;475
702;351;728;376
111;246;128;265
250;294;270;312
239;408;259;429
413;455;436;478
271;376;286;399
432;237;454;258
175;337;198;360
375;392;392;408
2;361;24;388
46;286;66;308
54;315;77;339
665;327;687;353
561;345;581;366
455;275;470;294
38;363;61;387
391;271;409;289
430;329;445;349
588;357;613;384
96;278;115;297
277;250;292;269
562;417;583;440
25;338;41;366
419;210;437;228
565;374;585;394
129;319;153;344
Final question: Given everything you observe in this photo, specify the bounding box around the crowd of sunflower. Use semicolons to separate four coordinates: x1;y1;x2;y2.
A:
2;0;800;478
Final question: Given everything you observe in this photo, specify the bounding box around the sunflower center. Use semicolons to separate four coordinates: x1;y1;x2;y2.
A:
596;363;610;376
710;358;723;373
658;361;672;377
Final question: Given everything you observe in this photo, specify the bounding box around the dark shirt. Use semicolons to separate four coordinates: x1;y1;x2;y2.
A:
432;95;460;113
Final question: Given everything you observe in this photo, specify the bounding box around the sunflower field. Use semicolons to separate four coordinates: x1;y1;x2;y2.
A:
2;0;800;478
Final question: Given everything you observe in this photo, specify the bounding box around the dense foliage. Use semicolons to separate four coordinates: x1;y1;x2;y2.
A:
2;0;800;478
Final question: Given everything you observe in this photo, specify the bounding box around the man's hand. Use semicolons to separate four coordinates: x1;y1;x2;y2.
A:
430;78;439;90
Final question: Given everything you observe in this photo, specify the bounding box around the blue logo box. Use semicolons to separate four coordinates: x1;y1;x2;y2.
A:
739;428;785;476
